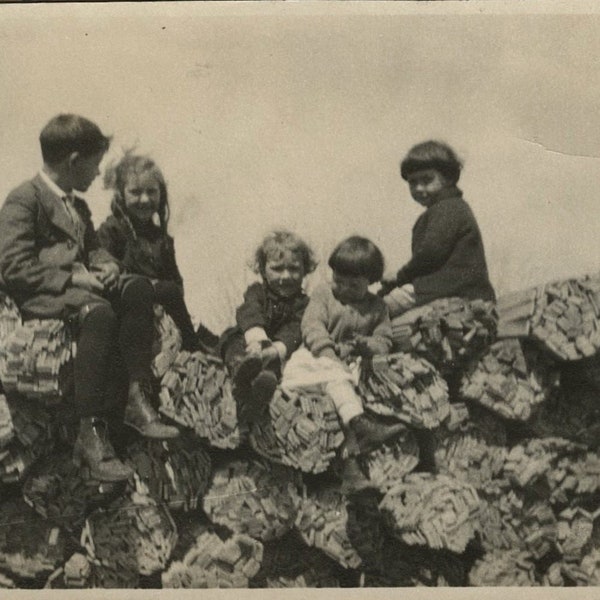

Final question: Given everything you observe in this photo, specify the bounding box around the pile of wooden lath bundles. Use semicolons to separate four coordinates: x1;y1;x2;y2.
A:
249;387;345;473
390;297;497;372
158;350;244;449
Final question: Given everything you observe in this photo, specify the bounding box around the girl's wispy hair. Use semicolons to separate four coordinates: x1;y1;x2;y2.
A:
328;235;384;283
103;148;170;232
252;230;318;275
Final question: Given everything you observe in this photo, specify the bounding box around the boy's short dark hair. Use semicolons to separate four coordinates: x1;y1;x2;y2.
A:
40;114;111;165
400;140;462;185
328;236;384;284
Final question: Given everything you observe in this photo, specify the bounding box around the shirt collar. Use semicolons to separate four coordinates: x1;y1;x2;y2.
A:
38;169;71;200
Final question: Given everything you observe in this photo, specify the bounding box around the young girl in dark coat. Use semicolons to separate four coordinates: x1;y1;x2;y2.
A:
381;140;495;317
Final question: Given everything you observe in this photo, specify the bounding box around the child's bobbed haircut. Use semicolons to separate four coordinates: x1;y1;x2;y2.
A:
103;151;170;233
400;140;462;185
40;114;111;165
328;236;384;284
253;230;318;276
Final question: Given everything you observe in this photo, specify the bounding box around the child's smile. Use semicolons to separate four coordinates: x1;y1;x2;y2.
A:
124;171;161;223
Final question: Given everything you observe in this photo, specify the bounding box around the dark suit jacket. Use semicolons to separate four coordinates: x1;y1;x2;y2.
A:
0;174;115;319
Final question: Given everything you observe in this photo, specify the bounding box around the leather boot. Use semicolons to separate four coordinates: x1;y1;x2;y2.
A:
349;413;405;454
249;370;278;415
72;417;133;482
232;354;263;388
339;457;373;495
124;380;179;439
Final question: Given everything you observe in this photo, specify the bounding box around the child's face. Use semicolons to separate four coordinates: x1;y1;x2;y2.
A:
406;168;450;207
331;271;370;305
263;250;305;298
123;170;161;223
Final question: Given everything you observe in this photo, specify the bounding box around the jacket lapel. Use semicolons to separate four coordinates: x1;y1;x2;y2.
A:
33;174;79;243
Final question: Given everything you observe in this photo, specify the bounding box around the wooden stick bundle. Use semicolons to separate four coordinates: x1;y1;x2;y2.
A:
151;304;182;379
469;549;537;586
161;531;264;588
249;387;344;474
460;339;559;421
203;459;300;542
159;350;245;449
379;473;481;553
0;295;21;348
358;353;450;429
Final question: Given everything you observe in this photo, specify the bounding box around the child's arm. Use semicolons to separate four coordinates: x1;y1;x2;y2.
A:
269;296;309;362
396;199;465;286
301;286;338;361
353;299;393;357
162;236;185;294
236;282;270;352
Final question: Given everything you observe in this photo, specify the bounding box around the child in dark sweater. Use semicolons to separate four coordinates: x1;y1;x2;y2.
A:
219;230;317;421
381;140;495;317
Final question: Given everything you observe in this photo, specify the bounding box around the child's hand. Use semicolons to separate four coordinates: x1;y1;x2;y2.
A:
91;262;120;291
246;341;263;357
260;344;279;363
72;269;104;293
378;275;397;297
335;342;356;360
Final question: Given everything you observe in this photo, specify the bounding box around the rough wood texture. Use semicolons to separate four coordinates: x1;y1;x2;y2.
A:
555;507;595;562
159;350;245;449
469;549;537;586
379;473;480;553
161;531;263;588
390;297;497;372
0;295;21;347
249;387;344;474
433;404;507;490
203;459;300;542
358;353;450;429
151;304;182;379
0;498;65;579
23;450;123;533
0;319;73;402
294;486;383;570
81;491;178;577
0;398;55;484
460;338;559;421
356;428;420;493
125;435;212;512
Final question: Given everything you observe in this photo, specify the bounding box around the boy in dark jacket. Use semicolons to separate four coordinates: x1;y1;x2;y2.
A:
381;140;495;316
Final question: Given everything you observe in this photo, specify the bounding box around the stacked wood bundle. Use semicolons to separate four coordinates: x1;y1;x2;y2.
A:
45;553;93;589
497;274;600;361
460;339;559;421
478;486;557;559
0;398;55;484
294;486;382;570
379;473;480;553
0;394;13;447
555;507;595;562
0;319;73;402
249;388;344;474
356;428;420;493
358;353;450;429
433;404;507;490
124;435;212;512
0;499;65;579
0;294;21;345
546;451;600;506
81;491;178;577
151;304;182;379
161;531;263;588
159;350;244;449
390;297;497;371
469;549;537;586
202;459;300;542
22;451;123;532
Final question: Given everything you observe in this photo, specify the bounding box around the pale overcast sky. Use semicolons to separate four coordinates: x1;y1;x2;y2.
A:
1;2;600;332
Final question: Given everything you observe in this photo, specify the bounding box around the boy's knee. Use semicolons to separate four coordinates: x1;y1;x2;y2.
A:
121;277;154;310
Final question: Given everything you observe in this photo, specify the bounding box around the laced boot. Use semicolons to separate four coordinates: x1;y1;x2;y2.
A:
124;380;179;439
72;417;133;482
349;413;405;454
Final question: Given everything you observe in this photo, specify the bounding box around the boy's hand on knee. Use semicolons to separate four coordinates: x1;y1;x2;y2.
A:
260;343;279;363
91;262;119;290
72;269;104;293
246;341;262;357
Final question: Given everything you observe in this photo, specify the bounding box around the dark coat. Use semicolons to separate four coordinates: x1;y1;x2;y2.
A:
0;175;114;319
396;186;496;305
97;215;184;292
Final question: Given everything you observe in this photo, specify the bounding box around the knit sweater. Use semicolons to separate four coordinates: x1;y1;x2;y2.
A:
396;186;495;305
302;283;392;356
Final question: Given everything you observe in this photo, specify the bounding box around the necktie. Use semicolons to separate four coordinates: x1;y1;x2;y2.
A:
63;194;83;249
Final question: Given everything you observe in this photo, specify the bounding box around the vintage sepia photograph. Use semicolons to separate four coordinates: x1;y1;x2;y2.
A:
0;1;600;596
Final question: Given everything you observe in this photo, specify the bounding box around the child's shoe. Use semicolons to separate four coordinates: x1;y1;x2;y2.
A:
72;417;133;482
250;370;278;409
339;456;373;495
349;413;405;454
124;380;179;439
232;354;263;388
